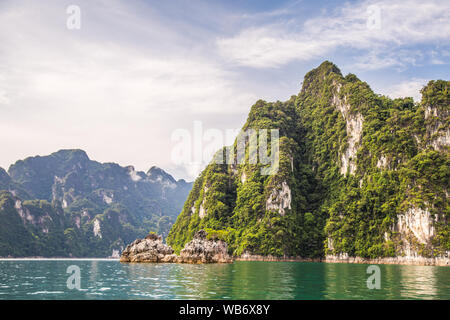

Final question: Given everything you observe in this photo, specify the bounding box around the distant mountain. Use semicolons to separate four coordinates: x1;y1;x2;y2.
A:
0;150;192;257
0;167;31;200
167;61;449;264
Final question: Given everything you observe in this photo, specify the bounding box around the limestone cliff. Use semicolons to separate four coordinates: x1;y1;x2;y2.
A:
167;61;449;265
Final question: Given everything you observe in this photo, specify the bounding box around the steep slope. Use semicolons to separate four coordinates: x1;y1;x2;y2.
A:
8;150;190;222
0;190;68;257
0;150;192;257
168;61;449;263
0;167;31;199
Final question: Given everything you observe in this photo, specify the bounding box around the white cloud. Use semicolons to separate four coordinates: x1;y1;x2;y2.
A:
0;0;448;181
0;0;257;180
381;78;429;102
352;49;424;71
217;26;330;68
217;0;450;69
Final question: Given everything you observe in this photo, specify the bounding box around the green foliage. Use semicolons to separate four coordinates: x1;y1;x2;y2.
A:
168;62;449;259
204;228;229;241
0;150;192;257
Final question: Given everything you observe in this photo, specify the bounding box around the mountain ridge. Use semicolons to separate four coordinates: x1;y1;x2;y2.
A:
0;149;192;257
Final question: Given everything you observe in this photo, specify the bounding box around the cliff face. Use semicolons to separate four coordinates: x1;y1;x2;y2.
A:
421;81;450;152
167;61;449;264
0;150;192;257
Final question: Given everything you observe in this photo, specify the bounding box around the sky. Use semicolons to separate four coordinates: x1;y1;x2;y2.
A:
0;0;449;181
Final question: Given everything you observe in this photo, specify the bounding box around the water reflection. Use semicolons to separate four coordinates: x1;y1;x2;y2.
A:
323;263;370;299
398;265;437;299
323;263;450;300
0;260;448;299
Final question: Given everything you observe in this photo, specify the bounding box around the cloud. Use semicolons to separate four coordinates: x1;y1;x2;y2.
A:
217;0;450;69
0;0;448;181
381;78;429;102
352;49;425;71
0;0;258;180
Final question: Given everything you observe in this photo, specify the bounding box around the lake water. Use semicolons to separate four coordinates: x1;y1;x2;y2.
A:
0;259;449;299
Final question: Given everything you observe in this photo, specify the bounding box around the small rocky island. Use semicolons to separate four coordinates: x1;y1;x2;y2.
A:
120;230;232;264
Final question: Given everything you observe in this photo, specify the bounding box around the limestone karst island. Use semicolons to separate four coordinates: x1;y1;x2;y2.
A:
115;61;449;266
1;62;448;267
2;0;450;304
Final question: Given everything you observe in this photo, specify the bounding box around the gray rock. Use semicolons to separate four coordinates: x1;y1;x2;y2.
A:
120;230;232;264
179;230;232;263
120;235;174;263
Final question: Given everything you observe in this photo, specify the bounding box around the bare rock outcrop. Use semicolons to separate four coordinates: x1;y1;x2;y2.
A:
120;230;232;264
331;82;363;175
266;181;292;216
179;230;232;263
119;233;177;263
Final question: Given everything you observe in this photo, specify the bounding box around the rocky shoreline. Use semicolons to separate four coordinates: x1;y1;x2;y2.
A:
120;230;232;264
324;255;449;266
120;231;449;266
235;253;321;262
237;254;449;266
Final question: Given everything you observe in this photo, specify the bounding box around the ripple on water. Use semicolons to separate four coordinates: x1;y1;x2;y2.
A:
0;260;449;299
27;291;65;295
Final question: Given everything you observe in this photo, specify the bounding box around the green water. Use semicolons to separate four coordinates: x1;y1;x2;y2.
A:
0;259;448;299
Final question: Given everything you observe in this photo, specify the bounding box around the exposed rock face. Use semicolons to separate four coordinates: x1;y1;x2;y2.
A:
424;105;450;151
325;254;449;266
110;249;120;259
332;88;363;175
266;181;292;216
376;155;389;169
179;230;232;263
241;171;247;184
119;233;177;263
198;186;209;219
14;199;33;224
396;206;435;245
93;219;102;238
120;230;232;264
324;205;449;266
198;201;207;219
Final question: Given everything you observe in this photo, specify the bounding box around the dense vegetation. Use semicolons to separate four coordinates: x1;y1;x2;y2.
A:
0;150;192;257
168;61;449;259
